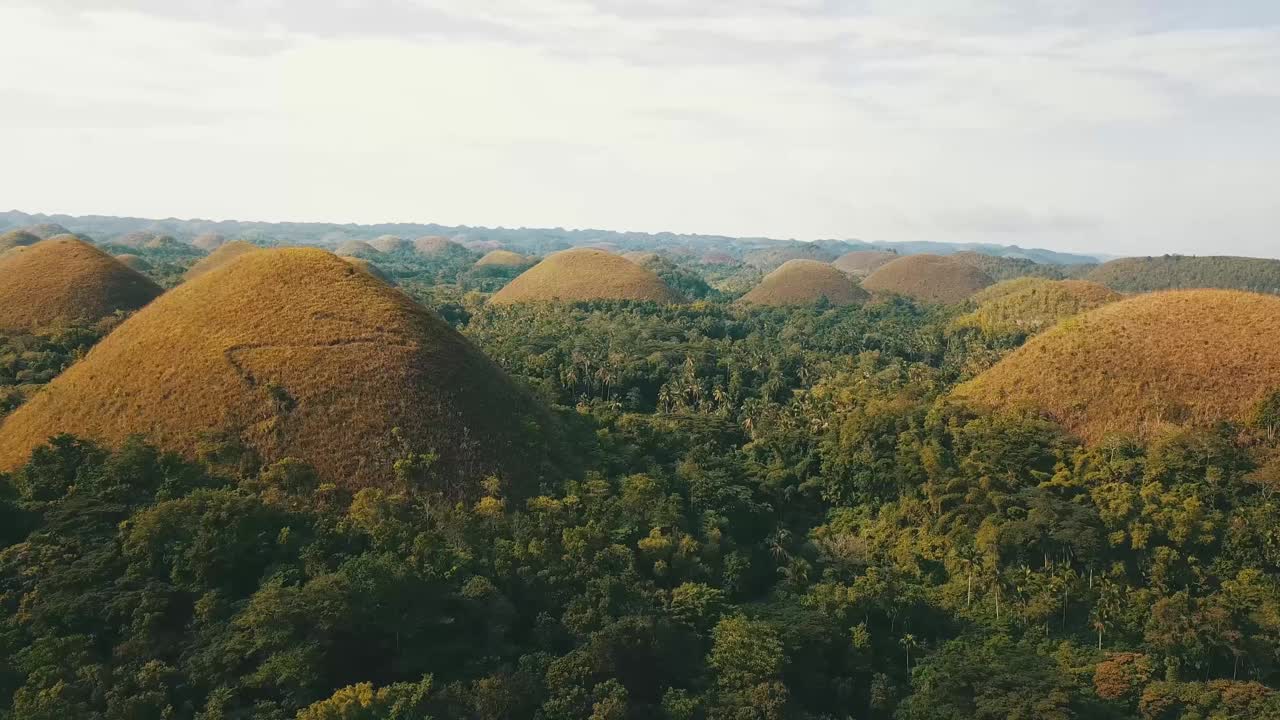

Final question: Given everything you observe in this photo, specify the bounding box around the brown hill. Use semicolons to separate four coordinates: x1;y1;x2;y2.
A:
112;230;163;248
621;251;659;265
185;240;260;280
476;249;532;267
861;254;994;304
335;240;383;259
0;229;40;253
192;233;227;251
114;254;153;272
956;279;1121;337
370;235;411;254
0;248;558;495
832;250;898;278
954;290;1280;443
737;259;870;307
490;248;682;304
700;251;738;265
413;236;468;257
0;237;162;331
144;235;184;251
25;223;71;239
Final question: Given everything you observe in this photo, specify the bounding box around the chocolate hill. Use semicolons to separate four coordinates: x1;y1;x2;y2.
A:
861;254;994;304
738;259;870;307
490;248;682;304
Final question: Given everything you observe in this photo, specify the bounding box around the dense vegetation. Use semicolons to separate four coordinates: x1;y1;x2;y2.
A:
4;278;1280;720
1087;256;1280;295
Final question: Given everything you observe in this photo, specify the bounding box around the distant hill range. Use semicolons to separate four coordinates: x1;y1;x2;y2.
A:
0;210;1103;265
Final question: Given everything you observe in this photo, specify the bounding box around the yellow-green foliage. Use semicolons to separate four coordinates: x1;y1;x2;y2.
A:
832;250;897;278
0;237;161;331
955;289;1280;443
737;259;869;307
490;248;682;304
1087;255;1280;295
295;676;434;719
185;240;260;280
475;249;532;267
861;254;994;304
955;279;1121;338
0;248;556;495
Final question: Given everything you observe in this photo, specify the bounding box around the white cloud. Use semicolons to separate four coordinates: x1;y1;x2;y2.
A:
0;1;1277;257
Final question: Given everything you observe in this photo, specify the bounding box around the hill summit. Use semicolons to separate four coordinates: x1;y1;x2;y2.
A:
0;237;162;331
738;259;870;307
185;240;260;280
0;248;558;495
475;249;531;267
956;278;1121;338
861;254;994;304
490;248;682;304
955;290;1280;443
832;250;898;278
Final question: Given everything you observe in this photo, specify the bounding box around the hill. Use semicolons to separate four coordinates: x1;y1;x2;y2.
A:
192;232;226;251
832;250;898;278
370;235;411;254
1086;255;1280;295
955;278;1121;338
413;235;470;258
0;237;162;331
476;249;532;267
949;251;1079;281
335;240;383;259
861;254;994;304
184;240;260;280
24;223;71;239
0;229;40;254
114;254;153;272
955;290;1280;443
0;248;558;494
621;251;659;265
738;259;870;307
490;248;682;304
744;243;839;272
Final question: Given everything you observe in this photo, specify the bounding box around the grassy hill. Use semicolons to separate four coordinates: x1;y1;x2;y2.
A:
1086;255;1280;295
955;278;1121;338
861;254;994;304
955;289;1280;442
832;250;898;278
490;248;682;304
738;259;869;307
0;248;559;495
184;240;260;280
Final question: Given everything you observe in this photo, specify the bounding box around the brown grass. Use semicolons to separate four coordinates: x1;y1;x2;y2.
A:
621;251;659;265
0;229;40;253
956;279;1121;336
861;254;994;304
476;249;532;267
955;290;1280;443
737;259;870;307
114;254;154;272
335;240;383;259
0;237;161;331
192;233;226;251
25;223;70;239
370;235;411;254
490;248;682;304
0;248;557;495
185;240;260;280
342;256;393;283
832;250;898;278
413;236;466;257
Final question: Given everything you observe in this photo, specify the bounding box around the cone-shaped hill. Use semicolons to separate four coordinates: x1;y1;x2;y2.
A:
193;233;227;251
954;290;1280;443
370;235;411;254
738;259;870;307
185;240;260;280
0;248;560;495
0;229;40;253
861;254;993;304
489;248;682;304
1086;255;1280;295
413;236;469;258
0;237;162;331
476;249;532;267
25;223;71;239
955;278;1121;337
335;240;383;259
832;250;898;278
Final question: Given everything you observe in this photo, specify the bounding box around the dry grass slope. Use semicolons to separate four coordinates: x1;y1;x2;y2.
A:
738;259;869;307
185;241;260;280
0;229;40;253
955;290;1280;443
476;249;532;267
832;250;898;278
0;248;557;495
25;223;71;239
335;240;383;259
370;235;411;254
861;254;994;304
0;237;162;331
490;248;682;304
413;236;467;257
193;233;227;251
956;279;1121;337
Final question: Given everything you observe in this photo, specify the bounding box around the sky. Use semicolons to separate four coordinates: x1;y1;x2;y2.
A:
1;1;1278;258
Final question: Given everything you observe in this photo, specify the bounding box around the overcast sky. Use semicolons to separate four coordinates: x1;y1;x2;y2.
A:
1;1;1278;257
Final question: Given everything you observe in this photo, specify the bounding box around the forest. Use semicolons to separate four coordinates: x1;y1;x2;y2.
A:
1;220;1279;720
